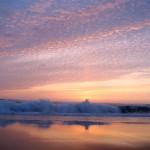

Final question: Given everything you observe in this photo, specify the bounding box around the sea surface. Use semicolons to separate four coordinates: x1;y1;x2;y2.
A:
0;115;150;150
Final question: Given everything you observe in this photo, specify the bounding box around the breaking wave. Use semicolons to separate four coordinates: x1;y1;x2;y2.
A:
0;99;149;116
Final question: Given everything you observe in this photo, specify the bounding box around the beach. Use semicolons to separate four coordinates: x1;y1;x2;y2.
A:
0;115;149;150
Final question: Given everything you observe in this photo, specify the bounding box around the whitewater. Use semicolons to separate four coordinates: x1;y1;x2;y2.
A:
0;99;150;116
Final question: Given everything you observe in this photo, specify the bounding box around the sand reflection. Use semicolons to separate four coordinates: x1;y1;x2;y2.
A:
0;117;150;150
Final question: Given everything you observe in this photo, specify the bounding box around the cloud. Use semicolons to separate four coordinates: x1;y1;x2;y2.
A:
0;0;150;101
1;0;148;56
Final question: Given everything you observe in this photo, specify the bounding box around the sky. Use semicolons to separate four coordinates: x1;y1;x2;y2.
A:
0;0;150;103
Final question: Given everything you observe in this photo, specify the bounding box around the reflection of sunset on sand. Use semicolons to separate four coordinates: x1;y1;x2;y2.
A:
7;123;149;145
0;117;150;150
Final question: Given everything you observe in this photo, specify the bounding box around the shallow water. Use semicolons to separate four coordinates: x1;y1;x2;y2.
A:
0;115;150;150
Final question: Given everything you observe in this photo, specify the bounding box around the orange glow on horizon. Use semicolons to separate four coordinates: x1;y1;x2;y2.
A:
0;74;150;103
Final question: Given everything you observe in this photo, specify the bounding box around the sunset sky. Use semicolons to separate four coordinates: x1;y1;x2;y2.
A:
0;0;150;103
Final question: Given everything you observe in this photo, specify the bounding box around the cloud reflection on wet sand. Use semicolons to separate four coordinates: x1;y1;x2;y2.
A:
0;128;149;150
0;117;150;150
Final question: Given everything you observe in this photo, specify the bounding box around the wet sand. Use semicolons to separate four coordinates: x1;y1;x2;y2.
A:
0;116;149;150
